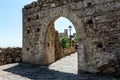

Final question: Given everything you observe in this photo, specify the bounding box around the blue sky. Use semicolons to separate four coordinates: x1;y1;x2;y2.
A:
0;0;75;47
55;17;76;35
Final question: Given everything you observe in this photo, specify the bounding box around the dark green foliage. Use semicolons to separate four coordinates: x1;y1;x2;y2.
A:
60;37;70;48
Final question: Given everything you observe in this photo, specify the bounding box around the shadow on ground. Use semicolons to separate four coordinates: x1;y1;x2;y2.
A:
3;63;77;80
3;63;119;80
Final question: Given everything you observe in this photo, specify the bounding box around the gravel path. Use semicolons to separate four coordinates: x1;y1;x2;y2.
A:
0;52;119;80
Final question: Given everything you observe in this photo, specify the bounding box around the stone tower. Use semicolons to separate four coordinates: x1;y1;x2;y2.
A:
64;29;68;38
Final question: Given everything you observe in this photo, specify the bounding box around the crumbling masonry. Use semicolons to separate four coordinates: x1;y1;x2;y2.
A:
22;0;120;74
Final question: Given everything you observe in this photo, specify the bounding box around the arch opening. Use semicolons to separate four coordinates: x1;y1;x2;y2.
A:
54;16;78;59
45;16;78;74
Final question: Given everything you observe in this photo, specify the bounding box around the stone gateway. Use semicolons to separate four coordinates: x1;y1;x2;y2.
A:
22;0;120;74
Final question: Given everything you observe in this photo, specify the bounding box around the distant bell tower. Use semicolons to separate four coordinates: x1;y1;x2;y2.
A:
64;29;68;38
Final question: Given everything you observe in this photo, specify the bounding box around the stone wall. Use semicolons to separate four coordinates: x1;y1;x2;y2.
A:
22;0;120;74
55;31;63;61
44;21;56;65
0;48;22;65
63;47;76;56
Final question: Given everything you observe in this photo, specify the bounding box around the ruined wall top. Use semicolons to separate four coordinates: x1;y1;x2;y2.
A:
23;0;117;16
37;0;81;3
23;0;81;13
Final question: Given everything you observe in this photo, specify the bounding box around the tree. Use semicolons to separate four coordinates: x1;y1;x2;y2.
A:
60;37;70;48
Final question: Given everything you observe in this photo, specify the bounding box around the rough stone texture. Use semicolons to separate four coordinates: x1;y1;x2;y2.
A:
63;47;76;56
22;0;120;74
0;48;22;65
44;21;56;65
55;31;63;61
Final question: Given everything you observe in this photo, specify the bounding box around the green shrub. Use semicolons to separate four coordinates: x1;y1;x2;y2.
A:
60;37;70;48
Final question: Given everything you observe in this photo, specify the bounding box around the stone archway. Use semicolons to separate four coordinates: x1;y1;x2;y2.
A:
22;0;120;74
44;15;83;64
44;12;87;69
